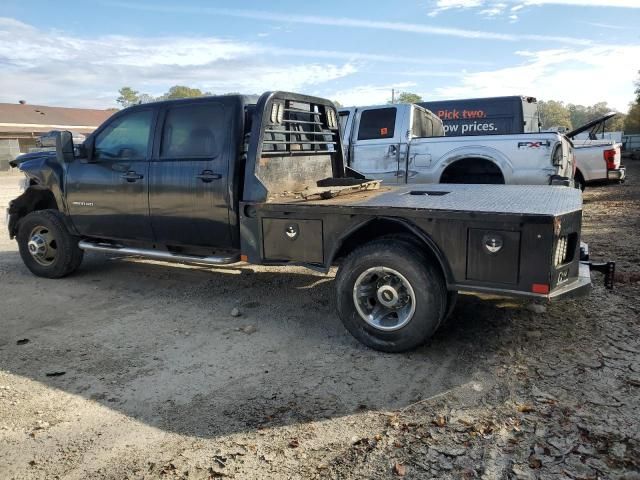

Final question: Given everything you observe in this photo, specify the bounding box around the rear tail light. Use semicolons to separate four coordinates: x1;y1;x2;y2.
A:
603;149;617;170
532;283;550;294
554;236;568;266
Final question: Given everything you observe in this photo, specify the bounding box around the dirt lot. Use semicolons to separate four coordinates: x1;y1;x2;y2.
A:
0;165;638;480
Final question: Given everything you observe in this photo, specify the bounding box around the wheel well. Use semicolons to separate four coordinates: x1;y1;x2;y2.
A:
440;158;505;184
8;188;58;238
575;169;585;182
331;218;451;283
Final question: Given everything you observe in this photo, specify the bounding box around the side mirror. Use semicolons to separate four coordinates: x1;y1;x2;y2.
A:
55;130;75;163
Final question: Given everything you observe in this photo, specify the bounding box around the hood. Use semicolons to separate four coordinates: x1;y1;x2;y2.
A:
567;112;618;139
9;150;56;168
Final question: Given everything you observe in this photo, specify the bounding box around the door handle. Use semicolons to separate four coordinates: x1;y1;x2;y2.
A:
121;171;143;182
196;170;222;182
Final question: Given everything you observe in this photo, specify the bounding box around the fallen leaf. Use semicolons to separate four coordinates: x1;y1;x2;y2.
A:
528;456;542;469
517;404;535;413
393;462;406;476
212;455;227;468
160;462;177;475
288;439;300;448
433;415;447;427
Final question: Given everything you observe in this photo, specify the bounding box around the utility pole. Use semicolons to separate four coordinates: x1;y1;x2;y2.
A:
391;88;395;104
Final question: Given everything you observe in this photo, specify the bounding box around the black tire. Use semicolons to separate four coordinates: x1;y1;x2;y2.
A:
17;209;83;278
335;239;447;352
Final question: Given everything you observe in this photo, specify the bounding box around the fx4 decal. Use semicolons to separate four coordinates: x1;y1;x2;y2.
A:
517;140;551;149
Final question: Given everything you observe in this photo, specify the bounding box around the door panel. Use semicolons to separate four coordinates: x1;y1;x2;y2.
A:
406;141;433;183
149;102;231;249
351;107;403;184
66;108;154;241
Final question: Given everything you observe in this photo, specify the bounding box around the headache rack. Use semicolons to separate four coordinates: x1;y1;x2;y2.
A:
244;91;367;203
261;99;339;156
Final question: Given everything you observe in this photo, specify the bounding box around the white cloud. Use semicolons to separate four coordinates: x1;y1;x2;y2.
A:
480;4;510;17
432;45;640;111
430;0;640;16
269;48;490;66
332;83;418;106
103;2;593;46
0;18;361;107
581;21;628;30
521;0;640;7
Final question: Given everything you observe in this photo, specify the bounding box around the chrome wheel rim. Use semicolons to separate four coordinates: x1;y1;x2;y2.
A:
353;267;416;331
27;226;57;266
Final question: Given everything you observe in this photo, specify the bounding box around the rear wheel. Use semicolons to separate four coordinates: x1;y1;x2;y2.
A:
335;240;446;352
17;210;83;278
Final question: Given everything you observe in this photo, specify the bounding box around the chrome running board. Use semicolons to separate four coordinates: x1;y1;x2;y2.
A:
78;240;241;266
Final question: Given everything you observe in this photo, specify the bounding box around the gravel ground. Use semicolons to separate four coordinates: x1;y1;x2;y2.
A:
0;164;638;480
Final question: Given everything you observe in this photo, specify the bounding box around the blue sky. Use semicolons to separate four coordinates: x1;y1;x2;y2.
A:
1;0;639;110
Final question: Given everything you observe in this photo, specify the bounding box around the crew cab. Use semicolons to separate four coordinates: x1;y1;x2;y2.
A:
567;113;626;190
339;103;574;186
8;92;608;352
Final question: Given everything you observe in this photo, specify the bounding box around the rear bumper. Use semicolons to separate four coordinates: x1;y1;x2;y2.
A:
455;264;592;302
547;262;592;300
607;167;626;181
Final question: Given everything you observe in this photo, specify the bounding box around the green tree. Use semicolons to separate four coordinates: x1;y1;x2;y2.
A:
162;85;207;100
388;91;423;104
567;104;588;129
568;101;616;129
116;87;140;107
538;100;572;130
332;99;343;108
625;70;640;133
625;102;640;134
137;93;156;104
607;113;626;132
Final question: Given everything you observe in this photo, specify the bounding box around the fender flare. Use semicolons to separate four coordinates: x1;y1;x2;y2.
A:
327;216;454;286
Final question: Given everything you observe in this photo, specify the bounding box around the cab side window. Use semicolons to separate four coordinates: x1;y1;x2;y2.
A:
160;104;225;159
412;109;433;138
94;110;153;161
432;119;445;137
357;108;396;140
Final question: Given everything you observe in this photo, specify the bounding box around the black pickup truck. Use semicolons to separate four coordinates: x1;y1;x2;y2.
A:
8;91;610;352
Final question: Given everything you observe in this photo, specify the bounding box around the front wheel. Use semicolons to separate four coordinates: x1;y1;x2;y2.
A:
335;240;447;352
17;210;84;278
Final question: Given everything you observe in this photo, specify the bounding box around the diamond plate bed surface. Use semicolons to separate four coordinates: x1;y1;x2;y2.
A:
298;184;582;216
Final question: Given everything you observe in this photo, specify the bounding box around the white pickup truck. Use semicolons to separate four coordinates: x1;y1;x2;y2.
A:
567;113;625;191
339;103;574;186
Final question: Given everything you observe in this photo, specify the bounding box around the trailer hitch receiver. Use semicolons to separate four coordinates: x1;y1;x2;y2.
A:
582;261;616;290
